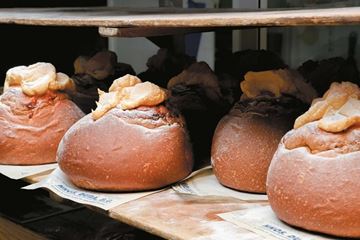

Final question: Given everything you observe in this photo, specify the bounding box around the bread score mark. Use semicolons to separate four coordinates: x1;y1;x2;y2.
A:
92;74;167;120
294;81;360;132
4;62;75;96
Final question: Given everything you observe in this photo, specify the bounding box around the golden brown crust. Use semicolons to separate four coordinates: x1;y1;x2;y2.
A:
0;88;84;165
267;122;360;237
57;105;193;191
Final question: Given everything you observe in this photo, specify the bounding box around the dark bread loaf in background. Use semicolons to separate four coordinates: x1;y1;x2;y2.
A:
298;57;359;95
167;62;230;167
69;51;135;113
138;48;195;88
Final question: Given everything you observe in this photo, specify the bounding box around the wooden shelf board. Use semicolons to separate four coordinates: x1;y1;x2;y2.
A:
0;6;359;29
98;26;216;37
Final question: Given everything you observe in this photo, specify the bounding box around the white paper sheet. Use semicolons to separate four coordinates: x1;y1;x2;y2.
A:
218;205;338;240
23;168;162;210
0;163;57;180
172;167;268;201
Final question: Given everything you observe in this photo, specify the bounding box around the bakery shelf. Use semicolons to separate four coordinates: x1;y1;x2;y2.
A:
23;172;266;240
22;168;336;239
109;189;260;240
1;6;360;37
1;3;359;240
98;26;215;37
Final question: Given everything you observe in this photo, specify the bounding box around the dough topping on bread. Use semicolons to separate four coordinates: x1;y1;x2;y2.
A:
109;74;141;92
294;82;360;132
4;62;75;96
92;74;167;120
241;69;316;103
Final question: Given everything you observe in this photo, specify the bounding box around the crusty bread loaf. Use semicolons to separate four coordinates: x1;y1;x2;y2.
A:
211;67;316;193
0;88;84;165
211;97;298;193
57;105;194;191
267;121;360;237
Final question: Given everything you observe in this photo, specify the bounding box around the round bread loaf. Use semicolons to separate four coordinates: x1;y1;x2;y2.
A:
57;105;194;191
211;96;303;193
0;88;84;165
267;121;360;238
